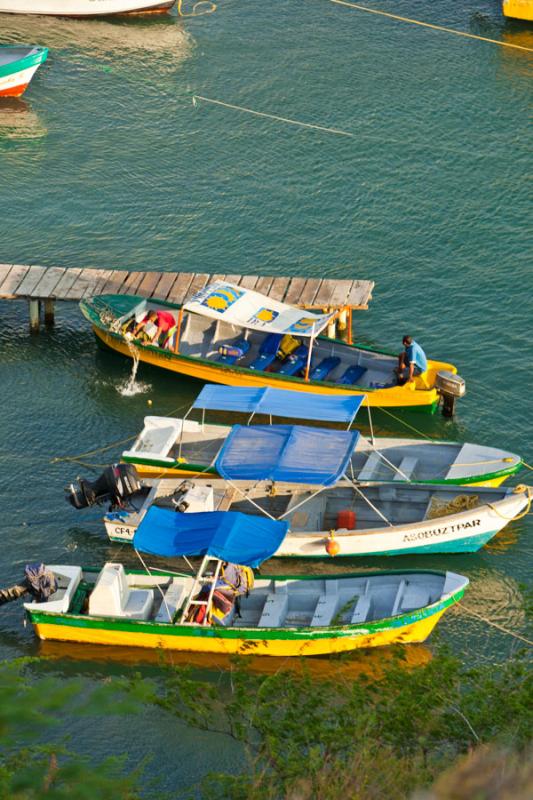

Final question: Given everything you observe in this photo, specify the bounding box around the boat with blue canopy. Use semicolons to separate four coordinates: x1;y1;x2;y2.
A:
79;281;464;412
120;384;522;488
21;505;470;656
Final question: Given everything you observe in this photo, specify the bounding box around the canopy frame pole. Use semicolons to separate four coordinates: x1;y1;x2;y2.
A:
304;323;315;382
347;308;353;345
223;479;277;520
201;408;206;431
345;479;393;527
134;548;172;622
358;435;411;482
367;406;375;445
277;484;329;521
177;406;194;461
174;308;185;354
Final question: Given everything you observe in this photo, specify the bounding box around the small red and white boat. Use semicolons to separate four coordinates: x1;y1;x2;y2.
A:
0;45;48;98
0;0;174;14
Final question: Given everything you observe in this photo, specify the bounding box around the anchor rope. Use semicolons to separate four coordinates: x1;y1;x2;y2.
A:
376;406;434;440
487;486;532;522
192;94;355;138
455;605;533;647
328;0;533;53
177;0;216;17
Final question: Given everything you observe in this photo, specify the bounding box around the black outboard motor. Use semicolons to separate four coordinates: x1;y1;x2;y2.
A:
67;463;141;510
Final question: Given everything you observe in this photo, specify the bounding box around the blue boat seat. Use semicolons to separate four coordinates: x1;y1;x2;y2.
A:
248;333;283;371
217;338;250;365
336;364;367;386
309;356;341;382
276;345;309;376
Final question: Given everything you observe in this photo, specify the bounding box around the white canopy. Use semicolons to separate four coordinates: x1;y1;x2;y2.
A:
183;281;336;338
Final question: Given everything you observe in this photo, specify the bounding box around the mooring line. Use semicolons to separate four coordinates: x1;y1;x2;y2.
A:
329;0;533;53
456;605;533;647
192;95;355;137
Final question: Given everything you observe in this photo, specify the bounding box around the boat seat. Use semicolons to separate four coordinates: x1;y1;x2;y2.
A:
357;452;385;482
276;345;309;376
393;456;419;481
350;594;371;624
154;581;188;623
24;565;82;614
217;338;250;365
258;592;289;627
391;580;407;616
310;594;338;627
336;364;367;386
398;584;430;612
309;356;341;382
89;563;154;621
248;333;283;371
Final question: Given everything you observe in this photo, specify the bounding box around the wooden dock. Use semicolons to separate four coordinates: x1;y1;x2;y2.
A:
0;263;374;333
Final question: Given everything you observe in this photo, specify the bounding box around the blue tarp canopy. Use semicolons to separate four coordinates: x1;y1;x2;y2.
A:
215;424;359;485
191;385;364;425
133;507;288;567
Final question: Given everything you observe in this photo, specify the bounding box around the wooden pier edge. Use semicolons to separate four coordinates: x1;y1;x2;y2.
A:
0;264;374;334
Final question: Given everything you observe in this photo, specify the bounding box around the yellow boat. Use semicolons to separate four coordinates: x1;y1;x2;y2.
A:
80;282;465;413
503;0;533;21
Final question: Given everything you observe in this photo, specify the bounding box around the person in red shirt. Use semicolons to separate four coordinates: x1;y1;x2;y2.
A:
132;309;176;347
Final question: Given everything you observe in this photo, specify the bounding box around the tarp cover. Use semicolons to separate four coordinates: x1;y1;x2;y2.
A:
184;281;335;337
192;385;364;424
215;424;359;485
133;507;288;567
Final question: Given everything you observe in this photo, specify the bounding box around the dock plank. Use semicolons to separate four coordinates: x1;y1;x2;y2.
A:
52;268;83;297
100;270;130;295
13;265;47;297
63;268;100;300
347;280;374;308
120;272;146;295
152;271;178;301
254;275;275;296
166;272;195;304
137;271;164;299
237;275;259;290
284;277;307;305
28;267;66;298
187;272;211;296
89;269;115;296
0;265;29;297
328;279;355;307
299;278;323;306
269;276;291;302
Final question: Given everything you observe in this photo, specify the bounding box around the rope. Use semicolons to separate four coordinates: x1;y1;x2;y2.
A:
329;0;533;53
192;95;355;138
487;486;532;522
455;605;533;647
177;0;216;16
522;462;533;472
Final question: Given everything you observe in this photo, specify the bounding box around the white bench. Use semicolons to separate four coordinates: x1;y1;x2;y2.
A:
24;565;82;614
154;581;188;623
89;563;154;620
258;593;289;627
357;452;384;482
311;594;338;627
393;456;418;481
350;595;371;624
398;584;430;613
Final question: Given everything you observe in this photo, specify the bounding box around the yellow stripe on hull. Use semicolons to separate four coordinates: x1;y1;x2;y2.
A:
94;328;440;411
33;611;445;657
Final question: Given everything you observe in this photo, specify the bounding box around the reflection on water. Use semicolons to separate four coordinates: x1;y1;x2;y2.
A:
0;97;46;140
38;638;433;680
0;13;193;62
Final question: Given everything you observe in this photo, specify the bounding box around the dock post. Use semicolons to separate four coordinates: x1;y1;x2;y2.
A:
44;298;55;327
29;299;40;333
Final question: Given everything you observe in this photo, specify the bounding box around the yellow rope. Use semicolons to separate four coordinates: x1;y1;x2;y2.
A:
487;486;532;522
376;406;434;440
455;605;533;647
177;0;216;17
329;0;533;53
522;462;533;472
427;494;479;520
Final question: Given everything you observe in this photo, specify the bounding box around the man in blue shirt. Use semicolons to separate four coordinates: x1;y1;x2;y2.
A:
397;335;428;384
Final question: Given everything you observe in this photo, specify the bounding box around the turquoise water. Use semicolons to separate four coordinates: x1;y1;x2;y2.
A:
1;0;532;792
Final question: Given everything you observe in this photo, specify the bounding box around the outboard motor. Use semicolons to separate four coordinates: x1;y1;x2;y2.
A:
67;463;141;510
436;371;466;418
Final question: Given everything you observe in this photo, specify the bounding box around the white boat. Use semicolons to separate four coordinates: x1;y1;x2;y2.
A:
91;424;532;557
121;385;523;488
0;45;47;97
0;0;174;16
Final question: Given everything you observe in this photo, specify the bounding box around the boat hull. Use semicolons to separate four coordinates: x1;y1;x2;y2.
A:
0;46;47;97
92;325;441;412
28;601;458;657
0;0;174;15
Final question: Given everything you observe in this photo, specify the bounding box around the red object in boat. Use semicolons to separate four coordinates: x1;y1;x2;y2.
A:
336;509;356;530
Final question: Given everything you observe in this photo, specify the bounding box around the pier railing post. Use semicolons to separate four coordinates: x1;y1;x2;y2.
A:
29;299;40;333
44;298;55;327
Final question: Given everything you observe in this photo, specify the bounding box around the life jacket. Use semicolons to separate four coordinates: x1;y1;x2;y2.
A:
220;563;254;597
277;334;301;360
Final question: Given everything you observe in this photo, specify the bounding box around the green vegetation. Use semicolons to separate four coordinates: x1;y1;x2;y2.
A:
1;645;531;799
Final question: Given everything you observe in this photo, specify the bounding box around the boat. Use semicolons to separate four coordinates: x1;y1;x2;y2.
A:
0;0;174;16
120;385;522;487
79;282;466;413
502;0;533;21
0;45;47;98
68;425;532;556
21;511;469;656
